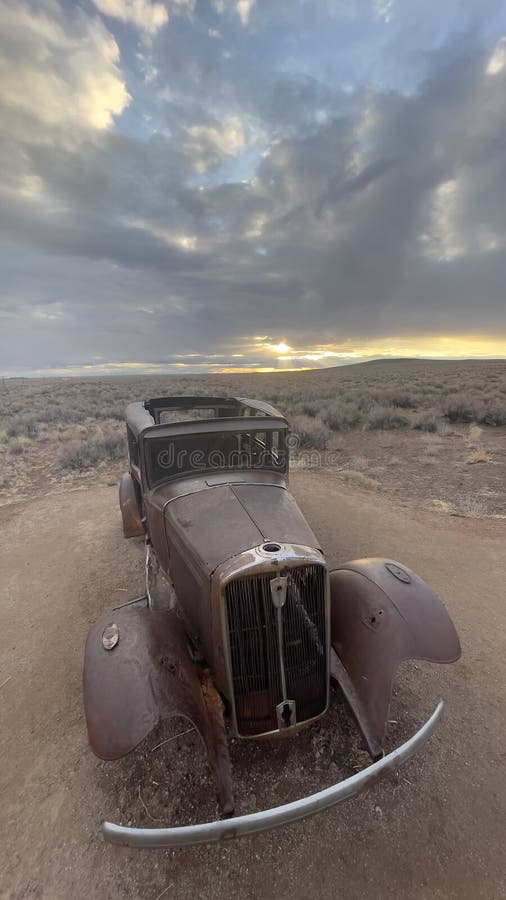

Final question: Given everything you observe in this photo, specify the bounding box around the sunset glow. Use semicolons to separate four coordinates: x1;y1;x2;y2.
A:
3;332;503;379
258;335;506;364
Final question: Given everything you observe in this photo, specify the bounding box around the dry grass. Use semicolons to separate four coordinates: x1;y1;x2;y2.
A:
413;413;438;433
437;421;455;437
341;470;380;491
458;496;489;517
424;499;453;512
421;435;441;455
466;448;492;465
467;425;483;445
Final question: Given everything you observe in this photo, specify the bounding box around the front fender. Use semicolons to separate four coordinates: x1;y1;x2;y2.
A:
330;558;461;759
83;604;234;814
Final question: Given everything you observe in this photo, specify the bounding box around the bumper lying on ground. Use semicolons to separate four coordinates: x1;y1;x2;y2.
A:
102;700;443;849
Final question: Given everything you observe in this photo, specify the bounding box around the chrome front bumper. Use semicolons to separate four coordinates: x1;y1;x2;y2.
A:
103;701;443;848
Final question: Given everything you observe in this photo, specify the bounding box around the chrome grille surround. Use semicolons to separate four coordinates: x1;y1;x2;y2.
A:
211;544;330;738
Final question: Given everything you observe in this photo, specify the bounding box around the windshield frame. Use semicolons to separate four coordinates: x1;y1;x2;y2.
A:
141;417;289;487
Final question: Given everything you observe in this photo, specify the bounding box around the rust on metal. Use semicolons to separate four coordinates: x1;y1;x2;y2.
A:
84;604;233;813
119;472;144;538
199;671;234;816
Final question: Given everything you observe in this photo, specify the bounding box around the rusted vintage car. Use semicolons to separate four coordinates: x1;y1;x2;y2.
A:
84;395;461;847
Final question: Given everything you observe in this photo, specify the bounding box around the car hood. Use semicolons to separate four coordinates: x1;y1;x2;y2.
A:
163;482;320;574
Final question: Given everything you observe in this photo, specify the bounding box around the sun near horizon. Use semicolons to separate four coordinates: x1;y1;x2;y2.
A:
4;333;505;378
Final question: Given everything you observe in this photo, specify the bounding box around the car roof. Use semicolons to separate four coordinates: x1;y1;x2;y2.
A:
124;395;287;438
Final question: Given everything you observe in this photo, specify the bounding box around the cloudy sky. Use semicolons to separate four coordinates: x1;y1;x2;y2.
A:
1;0;506;376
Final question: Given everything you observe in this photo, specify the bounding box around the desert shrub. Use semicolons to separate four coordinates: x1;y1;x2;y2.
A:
441;395;482;423
365;405;410;430
27;407;60;425
60;432;126;470
7;415;39;438
323;401;362;430
94;404;125;421
385;391;421;409
446;391;506;426
9;439;26;455
299;400;321;418
28;406;87;426
476;403;506;426
357;392;383;412
412;413;438;432
290;415;330;450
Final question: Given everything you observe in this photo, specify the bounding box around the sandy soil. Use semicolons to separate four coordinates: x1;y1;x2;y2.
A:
324;425;506;516
0;472;505;900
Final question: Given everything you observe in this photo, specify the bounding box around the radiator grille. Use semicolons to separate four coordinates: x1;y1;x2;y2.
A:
225;564;327;735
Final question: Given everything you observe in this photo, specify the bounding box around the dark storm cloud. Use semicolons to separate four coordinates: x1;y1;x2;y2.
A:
0;191;214;275
0;0;506;373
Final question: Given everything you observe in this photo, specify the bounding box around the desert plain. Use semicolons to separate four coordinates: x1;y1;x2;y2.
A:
0;359;505;899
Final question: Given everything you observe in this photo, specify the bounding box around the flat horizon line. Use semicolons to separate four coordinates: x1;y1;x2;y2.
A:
2;355;506;380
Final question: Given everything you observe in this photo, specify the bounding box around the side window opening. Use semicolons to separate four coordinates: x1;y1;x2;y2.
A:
127;426;140;469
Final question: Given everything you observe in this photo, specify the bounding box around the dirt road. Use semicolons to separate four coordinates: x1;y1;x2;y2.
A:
1;472;505;900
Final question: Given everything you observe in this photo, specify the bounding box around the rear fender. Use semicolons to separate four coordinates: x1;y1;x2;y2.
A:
83;604;234;814
330;558;461;759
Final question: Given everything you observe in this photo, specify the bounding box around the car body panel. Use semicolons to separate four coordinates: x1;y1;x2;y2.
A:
163;481;320;575
230;483;320;549
83;603;234;813
329;558;461;757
